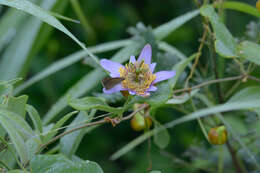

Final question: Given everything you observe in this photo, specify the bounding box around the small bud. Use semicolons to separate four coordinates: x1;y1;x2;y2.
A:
208;126;227;145
131;113;152;131
257;0;260;12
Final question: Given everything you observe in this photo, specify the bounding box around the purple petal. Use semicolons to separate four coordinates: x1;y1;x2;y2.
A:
147;85;157;92
153;71;176;84
137;44;152;65
129;91;136;95
103;84;124;94
150;63;156;73
130;55;136;63
100;59;123;77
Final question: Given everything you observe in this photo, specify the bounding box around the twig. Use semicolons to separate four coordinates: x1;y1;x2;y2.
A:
226;141;243;173
36;103;149;154
174;74;260;96
185;24;208;88
174;75;245;94
248;75;260;82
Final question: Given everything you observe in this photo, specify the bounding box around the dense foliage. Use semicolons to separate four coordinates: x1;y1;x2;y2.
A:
0;0;260;172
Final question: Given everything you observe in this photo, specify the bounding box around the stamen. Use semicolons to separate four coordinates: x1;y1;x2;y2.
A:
119;60;156;96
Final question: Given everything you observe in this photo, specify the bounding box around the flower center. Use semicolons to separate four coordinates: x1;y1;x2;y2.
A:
119;60;156;95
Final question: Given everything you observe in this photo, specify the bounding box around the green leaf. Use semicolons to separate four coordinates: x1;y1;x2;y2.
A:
0;2;33;53
60;111;97;158
0;107;35;139
228;86;260;102
30;154;103;173
68;97;122;114
220;1;260;18
154;10;199;40
166;89;199;104
0;85;13;102
165;100;260;128
0;112;28;163
0;0;58;80
44;111;78;142
0;0;99;65
228;86;260;122
14;39;132;94
0;78;23;86
7;95;28;118
150;171;161;173
153;124;170;149
7;170;30;173
26;104;43;133
25;138;39;161
237;41;260;65
158;41;188;61
43;43;142;125
0;136;21;169
200;5;237;58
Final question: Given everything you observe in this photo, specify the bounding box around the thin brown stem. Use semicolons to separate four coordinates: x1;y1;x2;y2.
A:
174;75;245;94
173;75;260;95
36;103;149;154
185;24;208;88
248;75;260;82
226;141;243;173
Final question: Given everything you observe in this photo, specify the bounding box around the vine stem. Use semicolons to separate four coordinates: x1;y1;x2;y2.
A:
218;146;224;173
36;103;149;154
173;74;260;95
226;141;243;173
185;23;208;88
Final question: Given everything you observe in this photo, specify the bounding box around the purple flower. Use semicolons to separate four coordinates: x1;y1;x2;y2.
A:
100;44;176;97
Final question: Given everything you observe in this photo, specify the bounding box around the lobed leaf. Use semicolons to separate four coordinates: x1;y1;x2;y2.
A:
200;5;237;58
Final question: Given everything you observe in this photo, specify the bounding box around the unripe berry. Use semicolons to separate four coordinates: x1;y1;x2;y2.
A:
131;113;152;131
208;126;227;145
257;0;260;12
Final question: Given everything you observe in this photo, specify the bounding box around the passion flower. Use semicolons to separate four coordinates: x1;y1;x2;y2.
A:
100;44;176;97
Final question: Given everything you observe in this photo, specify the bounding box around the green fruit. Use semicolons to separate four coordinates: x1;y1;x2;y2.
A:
131;113;152;131
208;126;227;145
